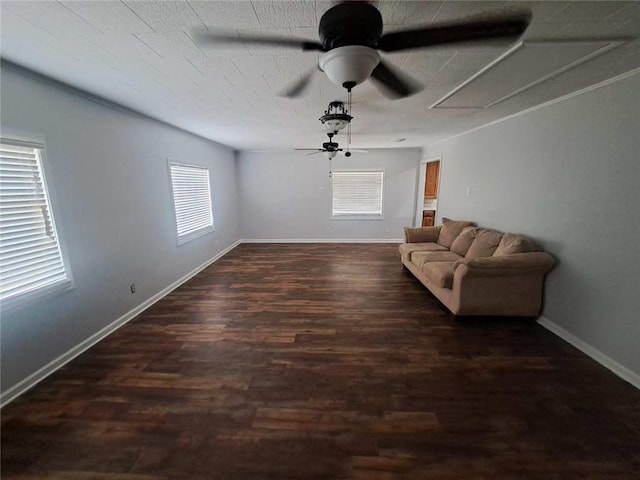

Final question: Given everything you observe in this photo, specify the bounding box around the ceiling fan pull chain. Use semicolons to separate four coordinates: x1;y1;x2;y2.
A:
347;89;352;149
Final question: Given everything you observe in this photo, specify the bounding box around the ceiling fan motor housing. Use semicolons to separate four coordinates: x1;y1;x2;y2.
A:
318;2;383;90
319;2;383;50
322;141;339;151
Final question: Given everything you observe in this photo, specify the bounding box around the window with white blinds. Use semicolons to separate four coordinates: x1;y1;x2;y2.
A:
0;140;70;307
168;161;214;245
332;170;384;218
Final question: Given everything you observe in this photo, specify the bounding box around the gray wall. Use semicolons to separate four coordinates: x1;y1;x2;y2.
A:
424;74;640;377
0;67;240;393
237;149;421;240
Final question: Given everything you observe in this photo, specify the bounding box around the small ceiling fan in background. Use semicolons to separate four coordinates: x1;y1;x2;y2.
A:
194;1;531;99
296;132;368;159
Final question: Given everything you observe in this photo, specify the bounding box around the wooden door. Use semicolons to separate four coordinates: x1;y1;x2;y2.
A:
424;161;440;199
422;210;435;227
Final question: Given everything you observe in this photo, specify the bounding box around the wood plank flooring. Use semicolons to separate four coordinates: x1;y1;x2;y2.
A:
2;243;639;479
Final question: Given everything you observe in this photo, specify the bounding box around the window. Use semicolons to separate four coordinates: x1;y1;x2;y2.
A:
0;140;71;308
168;161;214;245
331;170;384;218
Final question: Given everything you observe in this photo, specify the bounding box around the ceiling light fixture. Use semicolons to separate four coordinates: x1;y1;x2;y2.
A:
319;46;380;91
319;101;352;133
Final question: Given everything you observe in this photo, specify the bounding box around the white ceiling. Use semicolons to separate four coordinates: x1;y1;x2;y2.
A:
1;1;639;150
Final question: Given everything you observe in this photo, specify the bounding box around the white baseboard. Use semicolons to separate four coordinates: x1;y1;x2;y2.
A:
537;316;640;390
0;240;241;407
241;238;403;244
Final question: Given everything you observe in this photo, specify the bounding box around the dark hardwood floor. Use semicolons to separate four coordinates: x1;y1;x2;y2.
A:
2;243;639;479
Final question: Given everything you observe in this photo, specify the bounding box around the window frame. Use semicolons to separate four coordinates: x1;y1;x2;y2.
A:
330;169;385;220
0;138;73;313
167;159;215;246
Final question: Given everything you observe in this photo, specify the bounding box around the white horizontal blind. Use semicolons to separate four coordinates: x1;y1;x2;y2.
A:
332;170;384;216
168;162;214;241
0;142;69;303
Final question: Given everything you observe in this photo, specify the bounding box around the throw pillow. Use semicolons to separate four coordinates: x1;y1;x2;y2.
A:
436;218;474;248
450;226;477;256
465;228;504;259
493;232;537;256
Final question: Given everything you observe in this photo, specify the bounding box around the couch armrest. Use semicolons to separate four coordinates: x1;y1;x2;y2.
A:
453;252;555;278
404;226;441;243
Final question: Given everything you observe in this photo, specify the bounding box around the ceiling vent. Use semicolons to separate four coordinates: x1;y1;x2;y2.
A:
431;39;625;109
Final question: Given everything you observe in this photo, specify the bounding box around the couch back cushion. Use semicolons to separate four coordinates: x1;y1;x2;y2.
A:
436;218;474;248
450;226;477;256
493;232;537;256
465;228;504;259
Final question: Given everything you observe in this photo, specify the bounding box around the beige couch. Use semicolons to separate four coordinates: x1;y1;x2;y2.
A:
399;219;555;317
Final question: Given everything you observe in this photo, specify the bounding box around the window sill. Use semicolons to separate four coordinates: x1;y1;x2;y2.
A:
331;215;384;221
0;279;74;315
177;225;215;246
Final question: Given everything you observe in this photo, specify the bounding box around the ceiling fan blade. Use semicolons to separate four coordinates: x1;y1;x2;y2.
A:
279;67;319;98
377;13;531;52
337;149;368;156
306;151;323;156
370;60;423;99
193;30;324;51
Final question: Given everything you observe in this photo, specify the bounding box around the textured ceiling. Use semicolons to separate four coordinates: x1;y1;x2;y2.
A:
1;1;639;151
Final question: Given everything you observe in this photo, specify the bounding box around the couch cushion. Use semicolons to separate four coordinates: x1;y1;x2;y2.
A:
421;262;455;289
436;218;474;248
465;229;504;259
412;251;462;269
493;232;537;256
454;252;555;276
399;242;449;261
450;226;477;256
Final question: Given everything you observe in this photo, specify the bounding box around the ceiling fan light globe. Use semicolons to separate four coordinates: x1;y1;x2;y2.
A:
319;101;352;132
322;118;349;132
323;151;338;159
319;46;380;89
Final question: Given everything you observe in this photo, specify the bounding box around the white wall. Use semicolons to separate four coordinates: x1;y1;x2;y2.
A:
237;149;421;240
5;60;636;400
0;66;240;395
424;73;640;378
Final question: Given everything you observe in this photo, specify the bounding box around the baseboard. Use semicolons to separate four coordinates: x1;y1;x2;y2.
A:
0;240;241;407
537;316;640;390
241;238;403;244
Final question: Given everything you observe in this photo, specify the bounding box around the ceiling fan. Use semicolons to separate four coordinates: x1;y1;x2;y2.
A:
296;133;367;159
194;1;531;99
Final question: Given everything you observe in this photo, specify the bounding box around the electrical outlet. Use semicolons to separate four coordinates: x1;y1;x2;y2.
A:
385;227;390;233
466;187;471;197
130;284;136;294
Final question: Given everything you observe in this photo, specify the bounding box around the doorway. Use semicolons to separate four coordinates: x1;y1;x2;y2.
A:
414;158;441;227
